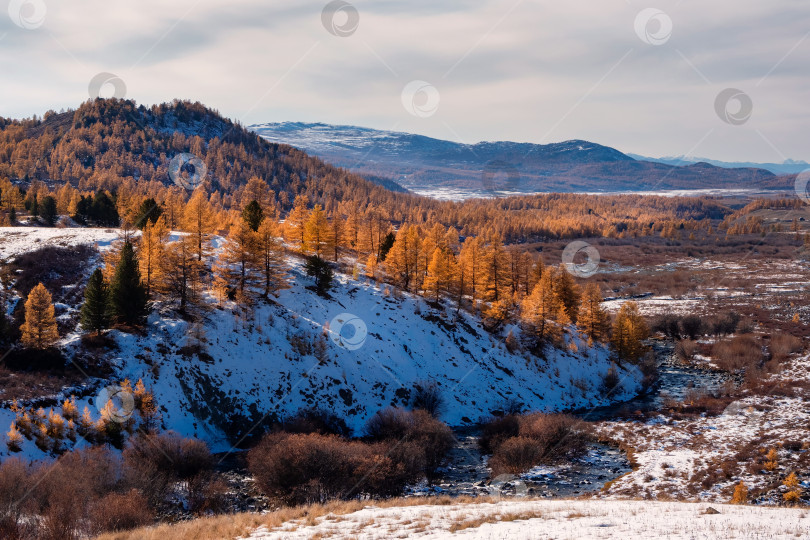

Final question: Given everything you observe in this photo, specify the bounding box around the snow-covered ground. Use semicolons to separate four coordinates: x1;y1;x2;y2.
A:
598;355;810;502
0;227;642;458
96;258;639;450
602;295;699;316
243;499;810;539
0;226;121;261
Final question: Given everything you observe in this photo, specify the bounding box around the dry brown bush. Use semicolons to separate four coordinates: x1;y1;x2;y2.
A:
365;408;455;479
247;432;424;505
88;490;153;535
712;335;763;373
122;431;213;510
0;458;35;540
769;333;802;362
479;415;520;454
487;413;591;476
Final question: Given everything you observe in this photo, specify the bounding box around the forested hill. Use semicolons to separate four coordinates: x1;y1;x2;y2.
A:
0;99;410;214
0;99;734;243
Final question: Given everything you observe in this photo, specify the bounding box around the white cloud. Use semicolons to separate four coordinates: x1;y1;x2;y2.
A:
0;0;808;162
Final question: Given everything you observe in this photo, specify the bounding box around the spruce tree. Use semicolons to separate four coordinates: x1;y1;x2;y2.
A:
109;241;149;326
40;196;58;226
242;200;264;232
134;198;162;230
80;269;111;336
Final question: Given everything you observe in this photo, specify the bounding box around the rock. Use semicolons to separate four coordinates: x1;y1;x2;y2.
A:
704;507;720;515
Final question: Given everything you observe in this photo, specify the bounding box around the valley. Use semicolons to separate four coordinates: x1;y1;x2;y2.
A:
0;100;808;539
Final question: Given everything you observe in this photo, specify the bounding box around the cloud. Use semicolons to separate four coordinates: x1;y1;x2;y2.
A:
0;0;808;162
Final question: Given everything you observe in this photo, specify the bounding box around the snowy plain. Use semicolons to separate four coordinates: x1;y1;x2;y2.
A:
243;499;810;539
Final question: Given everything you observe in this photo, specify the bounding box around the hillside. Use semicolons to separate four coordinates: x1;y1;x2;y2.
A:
0;227;641;460
0;100;410;214
250;122;784;199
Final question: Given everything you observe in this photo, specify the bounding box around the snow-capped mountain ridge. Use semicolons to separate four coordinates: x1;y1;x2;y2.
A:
250;122;780;200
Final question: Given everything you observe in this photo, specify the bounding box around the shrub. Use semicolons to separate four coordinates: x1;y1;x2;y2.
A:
487;413;591;476
410;380;445;417
88;489;153;534
674;340;698;363
479;414;520;454
488;436;544;475
680;315;704;340
122;432;212;510
651;314;681;339
247;432;422;505
600;365;622;396
283;408;352;437
0;458;34;539
770;333;802;363
365;408;454;479
712;335;763;373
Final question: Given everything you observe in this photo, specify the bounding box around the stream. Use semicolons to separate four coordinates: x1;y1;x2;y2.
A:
413;341;730;499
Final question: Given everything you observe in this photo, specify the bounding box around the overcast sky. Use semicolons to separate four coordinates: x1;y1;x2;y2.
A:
0;0;808;162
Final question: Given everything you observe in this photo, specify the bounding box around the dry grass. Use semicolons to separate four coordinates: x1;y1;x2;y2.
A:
93;496;495;540
447;510;546;532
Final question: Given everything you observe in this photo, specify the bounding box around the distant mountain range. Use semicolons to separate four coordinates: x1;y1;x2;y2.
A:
250;122;791;199
627;154;809;176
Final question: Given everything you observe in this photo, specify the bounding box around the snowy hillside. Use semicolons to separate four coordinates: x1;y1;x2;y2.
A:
100;259;639;450
0;227;641;456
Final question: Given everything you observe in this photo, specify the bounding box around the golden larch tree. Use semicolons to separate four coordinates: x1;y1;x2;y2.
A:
183;188;215;261
611;301;650;362
521;268;569;346
138;215;169;297
578;282;610;343
21;283;59;349
303;204;331;258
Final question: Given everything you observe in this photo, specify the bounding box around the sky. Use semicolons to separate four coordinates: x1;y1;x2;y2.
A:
0;0;808;163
